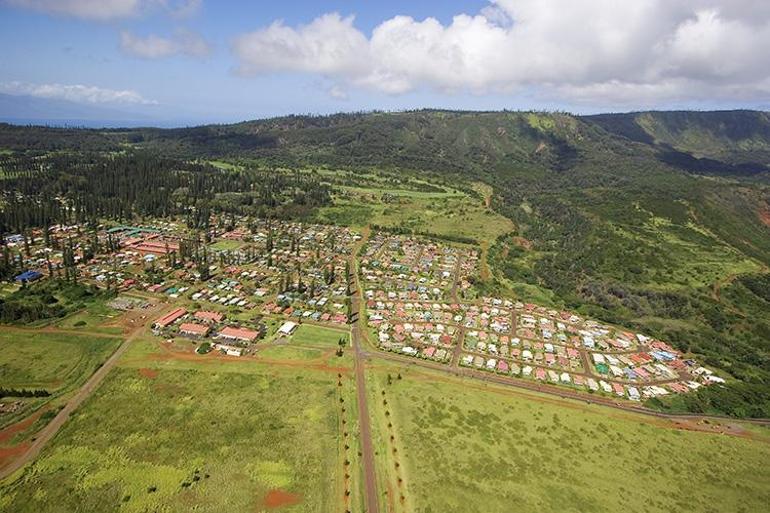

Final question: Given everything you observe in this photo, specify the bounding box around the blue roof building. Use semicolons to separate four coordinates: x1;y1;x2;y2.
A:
15;270;43;283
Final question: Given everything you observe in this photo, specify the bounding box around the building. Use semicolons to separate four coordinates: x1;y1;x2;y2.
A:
278;321;298;336
179;323;210;338
194;311;225;323
217;326;260;343
15;270;43;283
153;307;187;328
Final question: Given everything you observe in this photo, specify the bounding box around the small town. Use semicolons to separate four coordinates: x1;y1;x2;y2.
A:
2;218;726;405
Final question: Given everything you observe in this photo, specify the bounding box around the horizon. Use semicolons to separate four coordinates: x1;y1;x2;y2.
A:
2;105;769;131
2;1;770;126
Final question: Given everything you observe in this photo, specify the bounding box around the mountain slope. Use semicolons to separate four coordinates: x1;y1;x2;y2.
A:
586;110;770;171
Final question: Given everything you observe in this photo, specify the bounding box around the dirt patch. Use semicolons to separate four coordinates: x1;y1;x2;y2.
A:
138;367;158;379
759;206;770;227
261;489;302;509
0;441;30;470
0;409;45;444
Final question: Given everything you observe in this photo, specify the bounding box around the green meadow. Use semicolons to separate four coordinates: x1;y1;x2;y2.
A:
316;185;513;243
368;364;770;513
0;330;121;429
0;354;350;513
0;331;119;390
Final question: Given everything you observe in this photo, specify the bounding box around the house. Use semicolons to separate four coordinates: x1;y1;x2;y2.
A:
153;307;187;328
179;323;210;338
194;311;224;323
14;270;43;283
278;321;298;336
217;326;260;343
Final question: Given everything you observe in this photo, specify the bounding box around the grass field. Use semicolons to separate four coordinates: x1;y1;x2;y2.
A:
291;324;349;347
316;185;513;243
367;364;770;513
55;302;123;334
0;331;120;392
258;344;324;361
0;330;121;429
209;240;246;251
0;344;353;513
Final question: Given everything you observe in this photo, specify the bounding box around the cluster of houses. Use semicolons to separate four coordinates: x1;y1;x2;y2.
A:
360;234;477;302
151;307;272;356
457;300;723;400
360;232;725;402
7;220;726;403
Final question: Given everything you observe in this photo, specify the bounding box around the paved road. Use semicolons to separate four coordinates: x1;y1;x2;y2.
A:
0;304;165;482
348;229;380;513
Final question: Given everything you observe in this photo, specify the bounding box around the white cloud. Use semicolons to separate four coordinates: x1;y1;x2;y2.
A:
231;1;770;106
120;29;211;59
4;0;202;21
328;85;348;101
0;81;157;105
233;13;369;77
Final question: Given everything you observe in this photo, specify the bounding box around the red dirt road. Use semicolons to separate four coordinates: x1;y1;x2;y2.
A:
349;229;381;513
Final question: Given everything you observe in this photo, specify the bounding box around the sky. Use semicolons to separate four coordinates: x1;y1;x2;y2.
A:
1;0;770;125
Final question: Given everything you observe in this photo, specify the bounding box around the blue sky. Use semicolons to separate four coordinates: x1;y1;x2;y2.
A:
1;1;769;125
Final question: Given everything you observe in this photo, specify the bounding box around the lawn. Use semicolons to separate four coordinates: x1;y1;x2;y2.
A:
291;324;349;347
367;364;770;513
0;360;348;513
258;344;324;361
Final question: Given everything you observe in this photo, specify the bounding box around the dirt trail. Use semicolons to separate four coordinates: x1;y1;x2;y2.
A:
0;303;167;482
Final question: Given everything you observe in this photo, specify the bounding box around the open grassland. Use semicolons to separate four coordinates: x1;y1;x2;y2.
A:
0;331;120;391
0;330;121;430
316;185;513;243
0;347;353;513
368;363;770;513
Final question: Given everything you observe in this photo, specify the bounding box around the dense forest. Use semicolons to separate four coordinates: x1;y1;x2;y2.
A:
0;110;769;417
0;152;331;234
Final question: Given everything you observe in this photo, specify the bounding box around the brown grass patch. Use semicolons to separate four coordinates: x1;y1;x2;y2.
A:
759;205;770;227
138;367;158;379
